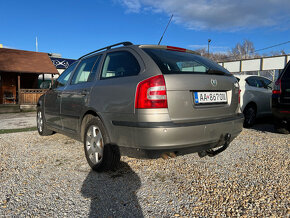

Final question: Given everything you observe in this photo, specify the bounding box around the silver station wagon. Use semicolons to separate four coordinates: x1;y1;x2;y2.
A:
37;42;243;171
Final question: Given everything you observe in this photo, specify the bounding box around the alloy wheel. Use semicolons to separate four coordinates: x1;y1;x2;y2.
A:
85;125;104;165
37;111;43;132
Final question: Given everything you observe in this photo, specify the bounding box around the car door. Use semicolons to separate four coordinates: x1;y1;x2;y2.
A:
259;77;273;114
245;76;267;115
60;54;101;133
89;49;143;115
44;62;77;129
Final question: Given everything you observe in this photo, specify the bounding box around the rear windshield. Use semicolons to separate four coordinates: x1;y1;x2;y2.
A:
142;48;231;76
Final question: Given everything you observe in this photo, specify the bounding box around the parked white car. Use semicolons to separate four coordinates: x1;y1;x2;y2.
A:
236;75;273;127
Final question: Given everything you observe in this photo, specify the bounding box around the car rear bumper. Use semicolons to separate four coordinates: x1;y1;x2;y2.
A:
272;98;290;121
111;114;244;158
272;108;290;121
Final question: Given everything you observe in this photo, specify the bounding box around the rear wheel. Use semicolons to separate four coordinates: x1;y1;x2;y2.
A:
37;108;53;136
274;119;289;134
84;116;120;172
243;105;256;128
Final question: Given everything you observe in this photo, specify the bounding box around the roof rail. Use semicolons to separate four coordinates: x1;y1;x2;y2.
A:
78;41;133;60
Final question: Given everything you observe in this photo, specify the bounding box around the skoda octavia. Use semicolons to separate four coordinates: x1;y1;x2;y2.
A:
37;42;243;171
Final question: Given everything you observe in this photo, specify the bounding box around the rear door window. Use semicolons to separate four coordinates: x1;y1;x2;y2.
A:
246;77;263;88
101;51;140;79
260;77;272;89
142;48;231;75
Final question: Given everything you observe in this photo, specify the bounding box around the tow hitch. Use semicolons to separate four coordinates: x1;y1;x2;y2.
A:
198;133;231;158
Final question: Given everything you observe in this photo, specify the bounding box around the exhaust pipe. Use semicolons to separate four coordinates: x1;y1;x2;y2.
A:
161;152;177;160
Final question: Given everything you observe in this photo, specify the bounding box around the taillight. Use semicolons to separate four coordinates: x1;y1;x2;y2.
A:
238;89;241;104
273;79;281;95
135;75;168;109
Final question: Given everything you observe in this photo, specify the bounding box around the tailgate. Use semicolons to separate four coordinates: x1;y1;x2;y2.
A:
164;74;239;122
141;46;240;122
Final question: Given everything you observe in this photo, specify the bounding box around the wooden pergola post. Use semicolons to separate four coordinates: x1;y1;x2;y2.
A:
51;74;54;87
17;74;21;105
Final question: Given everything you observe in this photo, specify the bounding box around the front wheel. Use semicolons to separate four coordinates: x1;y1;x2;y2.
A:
84;116;120;172
37;109;53;136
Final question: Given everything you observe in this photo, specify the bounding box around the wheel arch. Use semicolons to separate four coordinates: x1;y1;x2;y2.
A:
243;101;257;113
37;95;44;108
80;109;109;142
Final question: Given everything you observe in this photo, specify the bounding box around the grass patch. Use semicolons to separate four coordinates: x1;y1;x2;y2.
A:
0;127;37;134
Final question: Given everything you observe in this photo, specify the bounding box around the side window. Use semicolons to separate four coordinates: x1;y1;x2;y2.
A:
260;78;272;89
53;62;77;89
246;77;263;88
255;78;264;88
71;55;100;85
245;77;257;87
101;51;140;79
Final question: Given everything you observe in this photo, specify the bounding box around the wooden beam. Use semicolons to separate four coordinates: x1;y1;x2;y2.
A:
18;74;21;105
51;74;53;86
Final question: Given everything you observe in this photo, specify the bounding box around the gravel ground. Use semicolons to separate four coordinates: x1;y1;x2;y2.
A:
0;125;289;217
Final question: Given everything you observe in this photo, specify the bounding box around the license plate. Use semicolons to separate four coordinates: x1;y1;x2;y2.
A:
194;92;227;104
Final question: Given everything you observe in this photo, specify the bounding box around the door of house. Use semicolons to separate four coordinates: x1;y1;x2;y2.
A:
0;72;17;104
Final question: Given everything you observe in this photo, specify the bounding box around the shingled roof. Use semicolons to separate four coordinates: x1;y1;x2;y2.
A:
0;48;58;74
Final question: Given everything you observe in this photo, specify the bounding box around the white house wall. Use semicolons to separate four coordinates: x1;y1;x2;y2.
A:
263;56;285;70
242;59;260;71
223;61;240;72
219;54;289;73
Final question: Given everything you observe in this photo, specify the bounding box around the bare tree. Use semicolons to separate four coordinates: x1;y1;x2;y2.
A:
192;39;290;63
194;48;207;56
231;39;255;60
270;49;286;56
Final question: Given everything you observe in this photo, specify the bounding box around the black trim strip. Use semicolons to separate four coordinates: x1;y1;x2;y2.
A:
112;114;244;128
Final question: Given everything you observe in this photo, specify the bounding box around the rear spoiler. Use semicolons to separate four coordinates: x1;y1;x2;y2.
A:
139;45;199;55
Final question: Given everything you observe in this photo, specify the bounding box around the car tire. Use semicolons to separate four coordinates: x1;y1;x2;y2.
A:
37;108;54;136
84;116;120;172
274;120;289;134
243;105;256;128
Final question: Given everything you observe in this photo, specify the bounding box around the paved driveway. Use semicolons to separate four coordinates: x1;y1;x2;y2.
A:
0;112;36;129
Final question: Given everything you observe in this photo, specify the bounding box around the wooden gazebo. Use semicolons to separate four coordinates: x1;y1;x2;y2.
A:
0;48;59;107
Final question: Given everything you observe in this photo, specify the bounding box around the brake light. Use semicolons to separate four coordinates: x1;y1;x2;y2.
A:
238;89;241;104
167;46;186;52
273;79;281;95
280;111;290;114
135;75;168;109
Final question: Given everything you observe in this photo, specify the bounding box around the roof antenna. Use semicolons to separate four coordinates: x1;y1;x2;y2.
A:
36;36;38;52
158;14;173;45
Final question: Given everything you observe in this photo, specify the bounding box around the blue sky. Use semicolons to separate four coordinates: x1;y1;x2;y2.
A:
1;0;290;59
